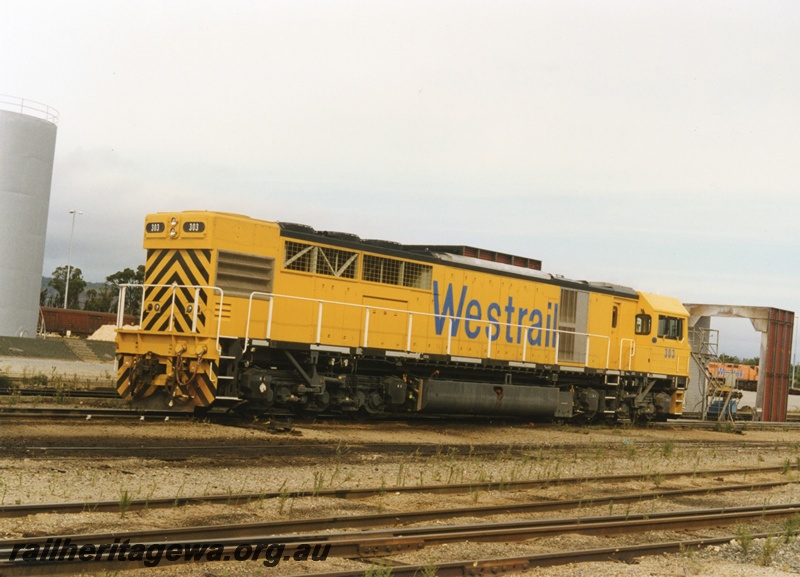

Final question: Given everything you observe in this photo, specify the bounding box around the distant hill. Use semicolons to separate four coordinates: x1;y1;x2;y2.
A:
40;277;107;307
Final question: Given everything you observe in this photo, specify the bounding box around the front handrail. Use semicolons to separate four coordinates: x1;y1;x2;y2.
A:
116;283;226;353
245;291;614;369
116;284;630;369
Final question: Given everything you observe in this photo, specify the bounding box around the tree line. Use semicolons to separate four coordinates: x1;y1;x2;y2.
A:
40;265;144;315
718;353;760;366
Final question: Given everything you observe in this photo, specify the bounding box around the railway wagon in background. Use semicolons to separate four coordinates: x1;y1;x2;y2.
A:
40;307;136;338
115;211;690;422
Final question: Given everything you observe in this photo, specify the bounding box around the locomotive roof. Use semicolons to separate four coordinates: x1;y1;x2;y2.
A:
278;222;639;299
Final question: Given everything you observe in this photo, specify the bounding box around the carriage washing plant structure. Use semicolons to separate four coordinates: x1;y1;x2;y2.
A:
115;211;690;422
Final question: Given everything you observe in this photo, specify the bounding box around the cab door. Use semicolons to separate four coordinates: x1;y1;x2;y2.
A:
651;314;686;374
612;299;636;370
631;310;655;373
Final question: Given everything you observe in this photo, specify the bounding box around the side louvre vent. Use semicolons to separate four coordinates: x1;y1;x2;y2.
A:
216;250;274;298
558;288;589;363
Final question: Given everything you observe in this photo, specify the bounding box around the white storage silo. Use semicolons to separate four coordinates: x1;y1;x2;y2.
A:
0;96;58;337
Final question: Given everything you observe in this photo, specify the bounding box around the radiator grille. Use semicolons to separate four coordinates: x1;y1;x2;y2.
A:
216;250;274;297
284;241;358;278
362;255;432;289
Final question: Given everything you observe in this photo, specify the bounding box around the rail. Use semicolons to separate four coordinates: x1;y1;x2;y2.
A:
1;463;792;518
0;95;59;124
2;498;799;574
245;291;620;369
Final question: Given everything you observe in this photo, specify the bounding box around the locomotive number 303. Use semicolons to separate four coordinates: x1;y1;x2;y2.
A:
183;221;206;233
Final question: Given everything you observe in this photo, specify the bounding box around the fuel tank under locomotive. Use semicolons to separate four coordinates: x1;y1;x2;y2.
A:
416;380;574;418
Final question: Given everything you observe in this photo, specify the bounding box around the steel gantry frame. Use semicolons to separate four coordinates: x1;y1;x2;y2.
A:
685;305;794;422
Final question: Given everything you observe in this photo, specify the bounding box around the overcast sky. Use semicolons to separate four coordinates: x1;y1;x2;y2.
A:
2;1;798;358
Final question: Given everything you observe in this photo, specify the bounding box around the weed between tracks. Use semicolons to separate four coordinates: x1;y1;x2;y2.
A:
0;366;116;406
251;436;800;517
735;525;755;555
758;535;778;566
721;516;800;568
0;370;12;389
782;515;800;542
119;488;132;517
364;564;394;577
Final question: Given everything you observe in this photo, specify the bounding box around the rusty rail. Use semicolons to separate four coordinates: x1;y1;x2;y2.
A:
1;463;795;519
2;501;799;574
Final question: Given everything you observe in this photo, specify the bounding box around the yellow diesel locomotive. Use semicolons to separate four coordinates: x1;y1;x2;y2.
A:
115;211;689;422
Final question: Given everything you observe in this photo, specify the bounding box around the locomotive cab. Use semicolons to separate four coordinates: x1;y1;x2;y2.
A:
627;292;690;418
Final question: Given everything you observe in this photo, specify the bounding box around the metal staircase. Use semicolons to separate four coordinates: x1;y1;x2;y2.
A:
689;327;733;421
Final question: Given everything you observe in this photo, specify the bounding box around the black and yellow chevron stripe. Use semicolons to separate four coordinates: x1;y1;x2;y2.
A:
116;354;218;408
115;353;161;401
142;249;212;333
116;355;139;399
185;368;216;406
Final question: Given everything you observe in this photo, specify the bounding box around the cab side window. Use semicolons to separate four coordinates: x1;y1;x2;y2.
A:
658;315;684;340
635;314;651;335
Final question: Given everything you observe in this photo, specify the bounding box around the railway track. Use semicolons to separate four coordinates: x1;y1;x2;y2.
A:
0;386;118;399
3;419;798;576
652;418;800;430
2;498;799;574
284;531;791;577
1;463;796;518
4;386;800;430
0;474;800;532
0;406;192;420
4;434;800;463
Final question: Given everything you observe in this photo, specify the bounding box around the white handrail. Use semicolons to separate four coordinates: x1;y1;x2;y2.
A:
0;95;59;124
555;333;560;364
118;284;624;370
116;286;127;327
619;338;636;370
168;285;177;332
316;301;323;344
363;308;370;348
116;283;226;354
244;291;613;368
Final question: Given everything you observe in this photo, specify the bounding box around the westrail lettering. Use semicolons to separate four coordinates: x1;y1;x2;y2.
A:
432;281;558;347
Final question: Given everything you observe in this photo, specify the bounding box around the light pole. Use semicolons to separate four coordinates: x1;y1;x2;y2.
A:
63;210;82;309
